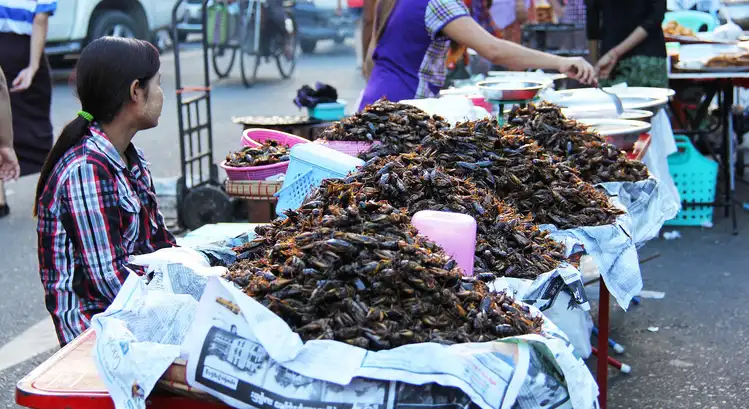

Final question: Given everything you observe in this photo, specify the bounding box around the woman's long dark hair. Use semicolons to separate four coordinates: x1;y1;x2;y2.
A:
33;37;160;216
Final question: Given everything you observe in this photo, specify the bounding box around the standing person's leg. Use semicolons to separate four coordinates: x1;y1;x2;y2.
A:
1;34;53;177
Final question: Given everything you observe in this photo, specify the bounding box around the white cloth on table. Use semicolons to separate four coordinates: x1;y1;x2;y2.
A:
644;109;681;206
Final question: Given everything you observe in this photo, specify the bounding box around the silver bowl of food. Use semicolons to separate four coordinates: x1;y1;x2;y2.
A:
476;80;547;102
577;118;652;150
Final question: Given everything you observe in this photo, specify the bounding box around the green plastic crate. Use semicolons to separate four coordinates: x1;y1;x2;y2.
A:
664;135;718;226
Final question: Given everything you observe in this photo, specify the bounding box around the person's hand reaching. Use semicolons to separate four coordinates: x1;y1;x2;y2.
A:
0;146;20;181
558;56;597;86
595;51;619;80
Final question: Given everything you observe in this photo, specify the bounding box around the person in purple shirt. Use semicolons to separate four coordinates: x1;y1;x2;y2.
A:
359;0;595;111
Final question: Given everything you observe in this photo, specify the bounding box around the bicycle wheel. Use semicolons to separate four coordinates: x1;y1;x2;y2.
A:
240;50;261;88
275;12;298;79
212;45;237;78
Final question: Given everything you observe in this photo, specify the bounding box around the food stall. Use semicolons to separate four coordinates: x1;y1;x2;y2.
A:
15;79;680;409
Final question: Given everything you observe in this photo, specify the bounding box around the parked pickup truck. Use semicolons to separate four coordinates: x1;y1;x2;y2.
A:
46;0;178;63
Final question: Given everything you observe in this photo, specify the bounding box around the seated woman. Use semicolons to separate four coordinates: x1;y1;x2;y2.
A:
35;37;176;347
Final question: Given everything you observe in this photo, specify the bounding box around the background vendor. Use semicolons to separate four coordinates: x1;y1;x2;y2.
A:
586;0;668;87
35;37;176;346
359;0;595;110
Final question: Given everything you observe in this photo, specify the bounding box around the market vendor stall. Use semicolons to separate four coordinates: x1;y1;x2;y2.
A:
17;96;675;409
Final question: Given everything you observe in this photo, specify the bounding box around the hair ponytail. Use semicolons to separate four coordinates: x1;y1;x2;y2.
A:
33;115;91;216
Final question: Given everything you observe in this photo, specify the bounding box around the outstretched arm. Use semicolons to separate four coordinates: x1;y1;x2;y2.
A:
442;16;596;84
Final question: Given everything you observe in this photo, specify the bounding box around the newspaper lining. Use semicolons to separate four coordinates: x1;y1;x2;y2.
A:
91;251;598;409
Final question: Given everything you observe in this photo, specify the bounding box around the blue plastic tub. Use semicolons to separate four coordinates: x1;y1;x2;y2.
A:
664;135;718;227
308;100;346;121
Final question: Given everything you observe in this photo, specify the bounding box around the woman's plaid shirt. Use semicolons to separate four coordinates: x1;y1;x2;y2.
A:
36;124;175;346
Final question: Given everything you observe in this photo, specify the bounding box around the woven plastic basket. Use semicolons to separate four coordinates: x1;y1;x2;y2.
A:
312;140;379;157
664;135;718;226
223;129;310;181
275;170;319;216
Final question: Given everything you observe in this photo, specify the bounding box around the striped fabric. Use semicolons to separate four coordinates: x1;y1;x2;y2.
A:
37;124;176;346
0;0;57;35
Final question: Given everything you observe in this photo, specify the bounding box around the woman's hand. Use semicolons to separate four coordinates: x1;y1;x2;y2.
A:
0;146;20;181
10;65;38;93
595;51;619;80
558;56;597;85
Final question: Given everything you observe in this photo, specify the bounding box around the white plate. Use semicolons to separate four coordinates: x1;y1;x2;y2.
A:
576;118;652;137
548;89;669;111
604;86;675;99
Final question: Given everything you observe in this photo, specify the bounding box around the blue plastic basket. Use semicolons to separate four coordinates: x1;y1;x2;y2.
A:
275;170;320;217
664;135;718;227
308;100;346;121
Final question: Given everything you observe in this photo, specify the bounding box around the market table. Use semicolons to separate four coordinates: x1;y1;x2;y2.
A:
668;69;749;234
15;330;226;409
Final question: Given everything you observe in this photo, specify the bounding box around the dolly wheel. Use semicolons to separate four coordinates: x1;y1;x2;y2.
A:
180;185;233;230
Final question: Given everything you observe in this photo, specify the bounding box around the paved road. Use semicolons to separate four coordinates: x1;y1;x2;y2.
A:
1;39;748;409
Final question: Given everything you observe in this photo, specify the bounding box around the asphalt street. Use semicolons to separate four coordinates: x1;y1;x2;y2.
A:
0;40;748;409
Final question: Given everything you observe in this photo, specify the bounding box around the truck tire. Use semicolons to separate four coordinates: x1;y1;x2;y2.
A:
90;10;143;41
300;39;316;54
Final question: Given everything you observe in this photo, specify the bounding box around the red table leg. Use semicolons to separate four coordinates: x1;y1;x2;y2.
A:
597;279;611;409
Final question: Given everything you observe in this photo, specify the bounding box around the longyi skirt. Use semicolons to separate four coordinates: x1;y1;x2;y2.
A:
0;32;53;176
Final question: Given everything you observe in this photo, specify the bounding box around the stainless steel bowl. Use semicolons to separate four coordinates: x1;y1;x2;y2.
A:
577;118;652;150
476;80;546;102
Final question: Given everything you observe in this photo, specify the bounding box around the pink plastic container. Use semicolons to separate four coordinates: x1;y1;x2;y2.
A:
240;128;310;148
411;210;477;276
312;140;381;157
224;129;311;181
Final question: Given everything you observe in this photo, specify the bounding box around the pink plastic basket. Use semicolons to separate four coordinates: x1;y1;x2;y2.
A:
223;129;310;181
312;140;380;157
240;128;310;148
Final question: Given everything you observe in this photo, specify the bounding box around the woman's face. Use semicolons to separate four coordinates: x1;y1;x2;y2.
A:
142;72;164;129
132;72;163;130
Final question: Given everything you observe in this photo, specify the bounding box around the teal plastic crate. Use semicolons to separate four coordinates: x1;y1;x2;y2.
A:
664;135;718;226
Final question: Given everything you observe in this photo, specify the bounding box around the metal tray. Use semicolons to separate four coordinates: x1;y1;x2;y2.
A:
576;118;651;150
578;118;651;136
674;62;749;72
